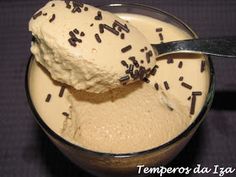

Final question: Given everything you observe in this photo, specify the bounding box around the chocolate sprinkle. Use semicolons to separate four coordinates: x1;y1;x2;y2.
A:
67;4;72;9
119;75;130;83
64;0;71;9
73;28;79;34
113;20;130;33
167;56;174;64
129;57;139;68
103;24;119;36
156;27;163;32
68;39;76;47
150;66;158;76
84;7;88;11
179;76;184;81
59;86;66;97
190;95;196;115
66;4;71;9
62;112;69;117
43;13;47;16
178;61;183;68
120;33;125;39
139;66;146;80
146;68;151;74
159;33;164;41
143;77;150;83
140;60;144;64
201;60;206;72
99;24;104;33
72;6;81;13
69;31;76;38
51;3;55;7
187;96;191;100
94;16;101;20
167;105;174;111
192;91;202;96
49;14;56;23
33;11;42;20
146;50;153;63
131;70;139;80
140;49;145;52
128;56;135;61
45;94;51;102
128;64;134;74
68;30;82;45
181;82;192;90
164;81;170;90
95;11;102;20
121;45;132;53
133;60;139;68
95;33;102;43
80;32;85;37
121;60;128;68
90;23;94;27
154;83;159;90
97;11;102;16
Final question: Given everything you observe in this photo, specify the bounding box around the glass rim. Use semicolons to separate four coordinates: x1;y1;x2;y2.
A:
25;3;215;158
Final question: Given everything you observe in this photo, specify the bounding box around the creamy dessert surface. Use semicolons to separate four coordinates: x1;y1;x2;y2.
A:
29;0;156;93
29;2;210;153
63;82;192;153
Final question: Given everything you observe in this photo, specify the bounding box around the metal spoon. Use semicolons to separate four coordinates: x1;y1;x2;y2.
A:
152;37;236;57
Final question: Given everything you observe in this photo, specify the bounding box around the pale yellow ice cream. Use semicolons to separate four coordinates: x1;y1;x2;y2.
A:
62;82;190;153
29;0;156;93
28;2;210;154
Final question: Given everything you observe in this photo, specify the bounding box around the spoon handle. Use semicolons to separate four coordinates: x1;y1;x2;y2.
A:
152;37;236;57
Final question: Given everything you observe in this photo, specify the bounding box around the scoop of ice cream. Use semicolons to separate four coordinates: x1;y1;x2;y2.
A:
29;0;156;93
62;82;190;153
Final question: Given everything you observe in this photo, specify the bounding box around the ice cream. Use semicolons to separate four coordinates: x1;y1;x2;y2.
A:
28;1;210;154
62;82;191;153
29;0;156;93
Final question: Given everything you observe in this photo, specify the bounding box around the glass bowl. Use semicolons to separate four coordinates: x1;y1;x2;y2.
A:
25;3;215;177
